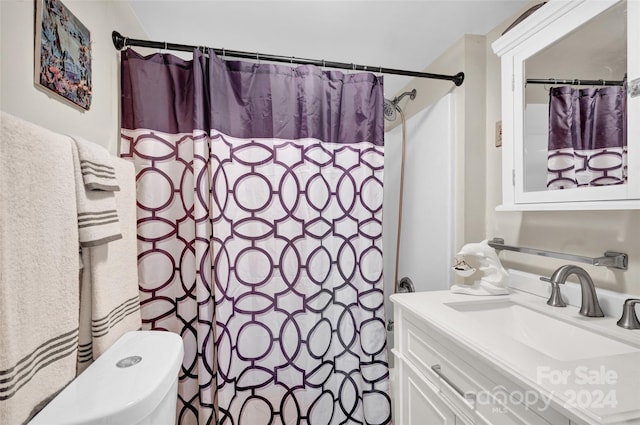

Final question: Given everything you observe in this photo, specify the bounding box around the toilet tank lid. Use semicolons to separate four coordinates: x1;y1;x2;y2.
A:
29;331;183;425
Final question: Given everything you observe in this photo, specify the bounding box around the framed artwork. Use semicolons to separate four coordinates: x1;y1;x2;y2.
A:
35;0;92;110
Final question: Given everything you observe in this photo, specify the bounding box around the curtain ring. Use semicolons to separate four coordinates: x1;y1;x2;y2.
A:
352;63;355;71
222;48;226;59
291;55;294;64
322;59;325;69
577;79;580;86
163;41;167;53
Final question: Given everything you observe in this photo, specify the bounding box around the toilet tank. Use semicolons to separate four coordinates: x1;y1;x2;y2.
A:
29;331;183;425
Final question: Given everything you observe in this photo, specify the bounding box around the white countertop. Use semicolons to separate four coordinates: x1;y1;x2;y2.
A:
391;289;640;425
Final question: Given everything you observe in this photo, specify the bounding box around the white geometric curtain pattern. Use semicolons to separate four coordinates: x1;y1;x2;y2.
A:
210;130;389;424
121;128;217;424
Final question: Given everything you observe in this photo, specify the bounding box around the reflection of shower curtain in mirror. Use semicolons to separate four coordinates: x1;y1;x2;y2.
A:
120;48;390;425
547;85;627;189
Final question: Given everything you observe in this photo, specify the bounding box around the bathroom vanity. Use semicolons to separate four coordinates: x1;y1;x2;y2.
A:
492;0;640;210
391;288;640;425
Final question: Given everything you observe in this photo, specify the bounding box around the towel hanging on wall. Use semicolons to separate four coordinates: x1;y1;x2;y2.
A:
77;158;142;372
0;111;79;425
71;137;122;247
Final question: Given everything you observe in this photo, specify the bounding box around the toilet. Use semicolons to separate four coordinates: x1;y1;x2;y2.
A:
29;331;183;425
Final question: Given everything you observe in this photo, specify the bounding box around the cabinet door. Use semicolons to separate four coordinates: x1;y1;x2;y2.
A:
492;0;640;210
400;358;456;425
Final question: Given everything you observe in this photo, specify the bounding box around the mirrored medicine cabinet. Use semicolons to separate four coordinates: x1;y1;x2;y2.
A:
492;0;640;210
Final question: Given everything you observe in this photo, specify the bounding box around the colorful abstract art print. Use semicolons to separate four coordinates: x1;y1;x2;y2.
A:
35;0;92;110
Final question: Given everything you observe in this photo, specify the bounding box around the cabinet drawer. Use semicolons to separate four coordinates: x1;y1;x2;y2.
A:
395;352;546;425
397;356;457;425
397;309;564;425
400;312;485;423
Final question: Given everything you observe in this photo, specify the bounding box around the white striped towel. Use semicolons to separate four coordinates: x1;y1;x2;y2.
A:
71;136;120;191
0;112;79;424
71;142;122;247
77;159;142;373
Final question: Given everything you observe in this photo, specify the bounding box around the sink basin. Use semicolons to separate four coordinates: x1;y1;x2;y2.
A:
445;299;639;361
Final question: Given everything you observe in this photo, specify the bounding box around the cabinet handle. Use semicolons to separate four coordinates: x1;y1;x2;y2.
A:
431;364;476;404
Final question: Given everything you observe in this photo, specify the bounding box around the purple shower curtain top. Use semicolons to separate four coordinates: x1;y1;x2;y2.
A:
121;49;385;145
546;84;627;189
548;85;627;151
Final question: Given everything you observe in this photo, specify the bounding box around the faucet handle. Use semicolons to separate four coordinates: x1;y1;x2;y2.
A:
540;276;567;307
617;298;640;330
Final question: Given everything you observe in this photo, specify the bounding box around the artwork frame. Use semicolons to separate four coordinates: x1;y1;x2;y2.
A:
34;0;92;110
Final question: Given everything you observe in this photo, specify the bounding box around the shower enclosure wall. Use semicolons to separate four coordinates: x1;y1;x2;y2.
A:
382;94;456;353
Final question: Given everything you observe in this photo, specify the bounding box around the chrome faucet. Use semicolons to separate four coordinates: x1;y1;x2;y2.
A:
541;265;604;317
617;299;640;329
539;275;566;308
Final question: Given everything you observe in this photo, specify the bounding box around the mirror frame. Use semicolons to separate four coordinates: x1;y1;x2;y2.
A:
493;0;640;210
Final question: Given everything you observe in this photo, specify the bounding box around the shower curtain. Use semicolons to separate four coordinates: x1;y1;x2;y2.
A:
120;49;390;425
546;85;627;189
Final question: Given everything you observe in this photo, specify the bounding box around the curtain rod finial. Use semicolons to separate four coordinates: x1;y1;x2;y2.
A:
112;31;126;50
453;72;465;87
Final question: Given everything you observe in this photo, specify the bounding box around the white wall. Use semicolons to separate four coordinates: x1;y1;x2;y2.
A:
1;0;149;154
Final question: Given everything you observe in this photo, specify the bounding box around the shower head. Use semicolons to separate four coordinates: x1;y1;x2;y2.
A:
383;98;398;121
383;89;417;121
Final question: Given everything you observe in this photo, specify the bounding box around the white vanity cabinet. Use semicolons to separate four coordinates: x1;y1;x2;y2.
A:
392;303;566;425
391;290;640;425
491;0;640;210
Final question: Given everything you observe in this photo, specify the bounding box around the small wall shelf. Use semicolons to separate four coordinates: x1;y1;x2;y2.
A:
488;238;628;270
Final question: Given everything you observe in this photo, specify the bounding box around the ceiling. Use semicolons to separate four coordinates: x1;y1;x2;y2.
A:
127;0;529;97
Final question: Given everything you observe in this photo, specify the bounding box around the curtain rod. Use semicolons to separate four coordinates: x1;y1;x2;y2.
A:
112;31;465;86
526;78;625;86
